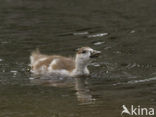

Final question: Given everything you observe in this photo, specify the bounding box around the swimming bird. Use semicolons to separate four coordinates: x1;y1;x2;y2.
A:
30;47;101;77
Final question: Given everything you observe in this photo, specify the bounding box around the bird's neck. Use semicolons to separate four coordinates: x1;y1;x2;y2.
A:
72;55;90;76
75;58;88;72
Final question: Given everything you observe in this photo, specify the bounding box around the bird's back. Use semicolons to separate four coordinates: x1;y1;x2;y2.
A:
30;50;75;75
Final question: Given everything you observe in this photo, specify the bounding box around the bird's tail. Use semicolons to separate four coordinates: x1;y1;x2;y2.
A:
30;48;41;65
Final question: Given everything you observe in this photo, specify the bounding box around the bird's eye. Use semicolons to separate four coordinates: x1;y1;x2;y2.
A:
82;50;86;53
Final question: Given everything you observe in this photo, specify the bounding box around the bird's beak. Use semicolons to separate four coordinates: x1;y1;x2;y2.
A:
90;50;101;58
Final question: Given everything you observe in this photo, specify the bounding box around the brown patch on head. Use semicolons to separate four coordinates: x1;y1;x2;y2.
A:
77;47;90;54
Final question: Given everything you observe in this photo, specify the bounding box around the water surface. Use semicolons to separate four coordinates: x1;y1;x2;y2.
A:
0;0;156;117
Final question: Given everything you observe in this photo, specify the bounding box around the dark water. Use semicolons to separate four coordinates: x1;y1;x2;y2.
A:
0;0;156;117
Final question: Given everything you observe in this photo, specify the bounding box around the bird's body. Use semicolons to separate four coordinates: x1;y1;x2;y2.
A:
30;47;101;77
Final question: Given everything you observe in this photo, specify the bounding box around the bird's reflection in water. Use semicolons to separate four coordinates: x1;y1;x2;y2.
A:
29;73;95;104
75;77;95;104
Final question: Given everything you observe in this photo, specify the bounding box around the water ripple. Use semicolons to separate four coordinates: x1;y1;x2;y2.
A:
73;32;89;36
87;33;108;38
0;59;3;62
127;77;156;84
93;41;105;46
113;77;156;86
